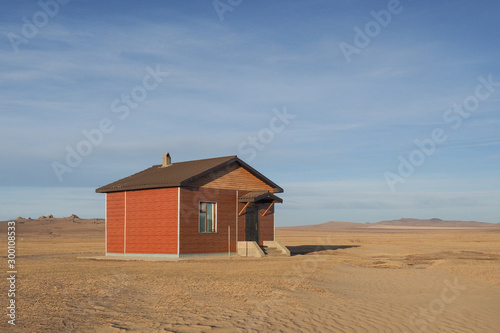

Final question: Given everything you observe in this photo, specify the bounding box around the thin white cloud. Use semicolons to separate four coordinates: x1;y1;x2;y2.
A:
1;1;499;224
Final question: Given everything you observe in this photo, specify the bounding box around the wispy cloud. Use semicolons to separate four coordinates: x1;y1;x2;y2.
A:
1;1;499;223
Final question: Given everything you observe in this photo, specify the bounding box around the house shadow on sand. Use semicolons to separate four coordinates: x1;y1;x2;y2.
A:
286;245;359;256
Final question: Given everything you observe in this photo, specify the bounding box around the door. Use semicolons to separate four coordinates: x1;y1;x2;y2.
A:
245;206;259;243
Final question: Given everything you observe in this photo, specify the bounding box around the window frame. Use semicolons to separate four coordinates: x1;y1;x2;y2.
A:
199;201;217;233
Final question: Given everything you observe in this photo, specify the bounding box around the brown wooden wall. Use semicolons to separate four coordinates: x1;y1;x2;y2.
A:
258;202;275;244
106;192;125;253
237;202;246;244
179;187;238;254
106;188;178;254
189;164;274;192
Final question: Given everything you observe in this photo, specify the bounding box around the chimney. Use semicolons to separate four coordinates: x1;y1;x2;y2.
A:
162;152;171;167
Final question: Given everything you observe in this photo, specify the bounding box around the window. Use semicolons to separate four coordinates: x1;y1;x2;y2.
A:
199;202;216;233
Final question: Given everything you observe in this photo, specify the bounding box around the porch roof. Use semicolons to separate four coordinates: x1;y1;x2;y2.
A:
239;191;283;204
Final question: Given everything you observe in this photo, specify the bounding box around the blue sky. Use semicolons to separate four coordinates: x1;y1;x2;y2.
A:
1;0;499;225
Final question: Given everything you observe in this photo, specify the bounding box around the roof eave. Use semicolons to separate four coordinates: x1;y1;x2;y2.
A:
95;183;180;193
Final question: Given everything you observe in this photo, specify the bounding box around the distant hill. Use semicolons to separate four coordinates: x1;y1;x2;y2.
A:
279;218;500;230
1;215;104;224
279;221;366;231
0;215;104;236
373;218;497;228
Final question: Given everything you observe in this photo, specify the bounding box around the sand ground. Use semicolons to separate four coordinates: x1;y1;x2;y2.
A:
1;219;499;332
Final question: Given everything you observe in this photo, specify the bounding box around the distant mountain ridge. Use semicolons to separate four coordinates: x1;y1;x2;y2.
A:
280;218;500;230
374;218;497;228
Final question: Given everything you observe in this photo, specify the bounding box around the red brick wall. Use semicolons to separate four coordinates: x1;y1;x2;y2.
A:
125;188;178;254
106;188;178;255
106;192;125;253
179;187;238;254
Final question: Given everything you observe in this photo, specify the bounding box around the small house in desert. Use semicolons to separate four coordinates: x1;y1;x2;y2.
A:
95;154;289;258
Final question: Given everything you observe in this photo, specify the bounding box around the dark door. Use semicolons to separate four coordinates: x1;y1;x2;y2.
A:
245;206;259;243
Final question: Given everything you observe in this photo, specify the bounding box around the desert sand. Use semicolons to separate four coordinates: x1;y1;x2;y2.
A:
1;216;499;332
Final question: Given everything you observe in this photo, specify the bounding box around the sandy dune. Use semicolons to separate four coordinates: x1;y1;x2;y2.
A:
1;217;499;332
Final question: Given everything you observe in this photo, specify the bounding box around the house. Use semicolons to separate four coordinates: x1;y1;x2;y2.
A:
95;154;289;258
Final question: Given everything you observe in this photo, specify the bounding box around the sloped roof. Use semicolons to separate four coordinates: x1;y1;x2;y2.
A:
95;155;283;193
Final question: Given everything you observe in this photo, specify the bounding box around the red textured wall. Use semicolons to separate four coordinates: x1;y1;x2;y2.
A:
106;192;125;253
106;188;178;255
179;187;238;254
125;188;178;254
